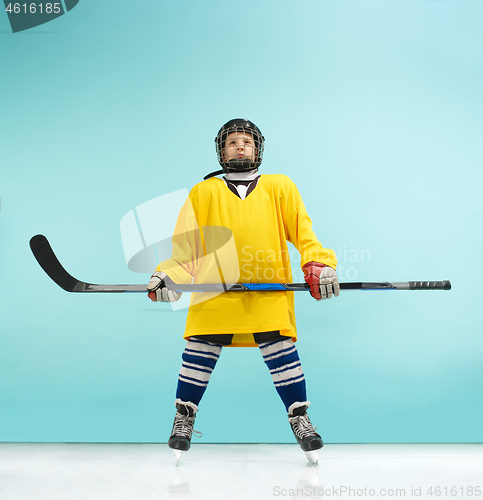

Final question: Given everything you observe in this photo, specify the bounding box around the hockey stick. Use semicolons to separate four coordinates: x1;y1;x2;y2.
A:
29;234;452;293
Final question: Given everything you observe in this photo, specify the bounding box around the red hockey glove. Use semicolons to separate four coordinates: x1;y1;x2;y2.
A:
147;272;182;303
302;262;340;300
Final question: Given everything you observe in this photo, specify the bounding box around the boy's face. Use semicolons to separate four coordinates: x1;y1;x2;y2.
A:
223;131;256;162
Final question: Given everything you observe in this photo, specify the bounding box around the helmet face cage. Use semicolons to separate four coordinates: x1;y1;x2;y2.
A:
215;119;265;173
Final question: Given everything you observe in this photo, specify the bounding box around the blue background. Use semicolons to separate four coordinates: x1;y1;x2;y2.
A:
1;0;482;443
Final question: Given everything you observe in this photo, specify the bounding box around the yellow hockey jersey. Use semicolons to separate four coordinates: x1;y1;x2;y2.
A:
156;174;337;347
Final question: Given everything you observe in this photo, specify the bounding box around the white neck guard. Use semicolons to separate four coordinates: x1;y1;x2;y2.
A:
224;169;259;182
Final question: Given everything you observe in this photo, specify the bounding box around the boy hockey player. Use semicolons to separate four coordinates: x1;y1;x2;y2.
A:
147;119;339;463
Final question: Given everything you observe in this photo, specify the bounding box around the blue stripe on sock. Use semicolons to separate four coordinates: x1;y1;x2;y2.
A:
274;374;306;387
261;344;296;360
258;340;283;349
263;349;299;371
183;351;220;370
270;361;301;375
181;363;213;375
178;374;209;386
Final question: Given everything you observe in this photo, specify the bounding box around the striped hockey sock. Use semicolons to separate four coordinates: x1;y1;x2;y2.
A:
259;338;307;412
175;339;222;405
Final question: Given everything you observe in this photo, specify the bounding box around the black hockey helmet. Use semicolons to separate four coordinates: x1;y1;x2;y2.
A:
204;119;265;180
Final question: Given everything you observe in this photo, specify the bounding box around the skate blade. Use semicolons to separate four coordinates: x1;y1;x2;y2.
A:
173;449;184;465
305;450;319;464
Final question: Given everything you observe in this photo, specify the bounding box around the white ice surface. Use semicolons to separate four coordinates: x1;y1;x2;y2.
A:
0;443;482;499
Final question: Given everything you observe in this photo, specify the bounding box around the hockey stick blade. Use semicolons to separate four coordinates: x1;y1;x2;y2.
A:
29;234;146;293
30;234;84;292
30;235;451;293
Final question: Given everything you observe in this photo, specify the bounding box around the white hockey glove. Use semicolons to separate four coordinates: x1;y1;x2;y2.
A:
147;272;182;303
302;262;340;300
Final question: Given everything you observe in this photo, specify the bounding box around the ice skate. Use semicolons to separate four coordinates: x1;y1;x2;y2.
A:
168;399;201;464
288;402;323;464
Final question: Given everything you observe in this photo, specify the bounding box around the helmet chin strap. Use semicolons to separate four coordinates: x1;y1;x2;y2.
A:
203;169;224;180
